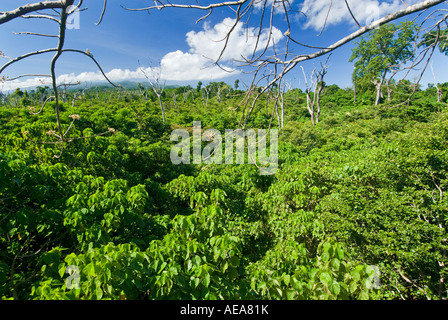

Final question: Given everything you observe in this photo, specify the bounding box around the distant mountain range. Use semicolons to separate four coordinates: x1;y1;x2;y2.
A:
1;80;182;94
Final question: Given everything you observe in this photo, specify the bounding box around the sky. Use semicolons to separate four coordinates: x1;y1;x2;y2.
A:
1;0;447;93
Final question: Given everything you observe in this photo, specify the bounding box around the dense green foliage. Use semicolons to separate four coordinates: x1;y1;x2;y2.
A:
350;21;418;105
1;74;447;300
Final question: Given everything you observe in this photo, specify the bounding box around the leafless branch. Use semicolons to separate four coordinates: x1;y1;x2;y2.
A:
14;31;59;38
1;74;51;81
121;0;250;12
344;0;362;29
20;14;60;23
95;0;107;25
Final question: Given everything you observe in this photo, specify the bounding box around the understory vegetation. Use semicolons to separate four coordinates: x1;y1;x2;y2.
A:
0;79;447;300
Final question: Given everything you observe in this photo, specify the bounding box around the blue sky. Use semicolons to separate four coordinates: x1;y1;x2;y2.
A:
1;0;447;92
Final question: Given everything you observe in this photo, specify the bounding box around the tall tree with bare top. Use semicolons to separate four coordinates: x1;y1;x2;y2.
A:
349;21;417;106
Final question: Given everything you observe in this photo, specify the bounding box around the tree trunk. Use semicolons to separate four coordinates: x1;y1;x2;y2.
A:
306;92;315;126
280;91;284;128
387;79;392;101
316;83;324;124
374;80;382;106
157;94;165;124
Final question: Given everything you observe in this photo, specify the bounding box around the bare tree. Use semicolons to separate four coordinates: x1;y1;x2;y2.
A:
183;87;193;103
59;81;80;103
137;82;149;103
202;85;211;109
301;56;329;126
431;63;443;103
139;63;167;123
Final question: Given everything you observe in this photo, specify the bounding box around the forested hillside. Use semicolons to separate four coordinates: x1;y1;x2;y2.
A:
1;77;447;300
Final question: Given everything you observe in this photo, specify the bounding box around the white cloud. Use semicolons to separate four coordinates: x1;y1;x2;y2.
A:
1;17;283;91
1;77;51;92
160;50;234;81
160;17;284;81
186;17;283;62
1;69;150;92
300;0;421;30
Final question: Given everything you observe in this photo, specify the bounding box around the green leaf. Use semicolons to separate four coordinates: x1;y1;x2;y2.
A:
336;246;344;260
194;277;200;288
96;280;103;299
329;281;341;296
283;274;290;286
351;269;361;282
286;289;295;300
203;272;211;287
229;256;240;267
319;271;332;286
321;251;330;263
359;289;370;300
349;281;358;293
330;258;340;271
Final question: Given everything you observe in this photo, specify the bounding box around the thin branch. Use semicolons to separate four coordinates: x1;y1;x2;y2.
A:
318;0;333;36
0;48;58;74
344;0;362;28
2;74;51;81
29;96;55;115
121;0;249;12
14;31;58;38
20;14;60;23
95;0;107;25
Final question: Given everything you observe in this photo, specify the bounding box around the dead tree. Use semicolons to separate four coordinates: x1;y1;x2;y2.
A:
278;80;290;128
59;81;80;103
431;63;443;103
301;57;329;126
202;85;211;109
171;90;178;107
137;82;149;103
139;64;166;123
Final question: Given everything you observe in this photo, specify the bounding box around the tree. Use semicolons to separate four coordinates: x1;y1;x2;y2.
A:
420;28;448;55
419;28;448;102
301;56;330;126
349;21;418;105
137;82;149;102
139;63;167;124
